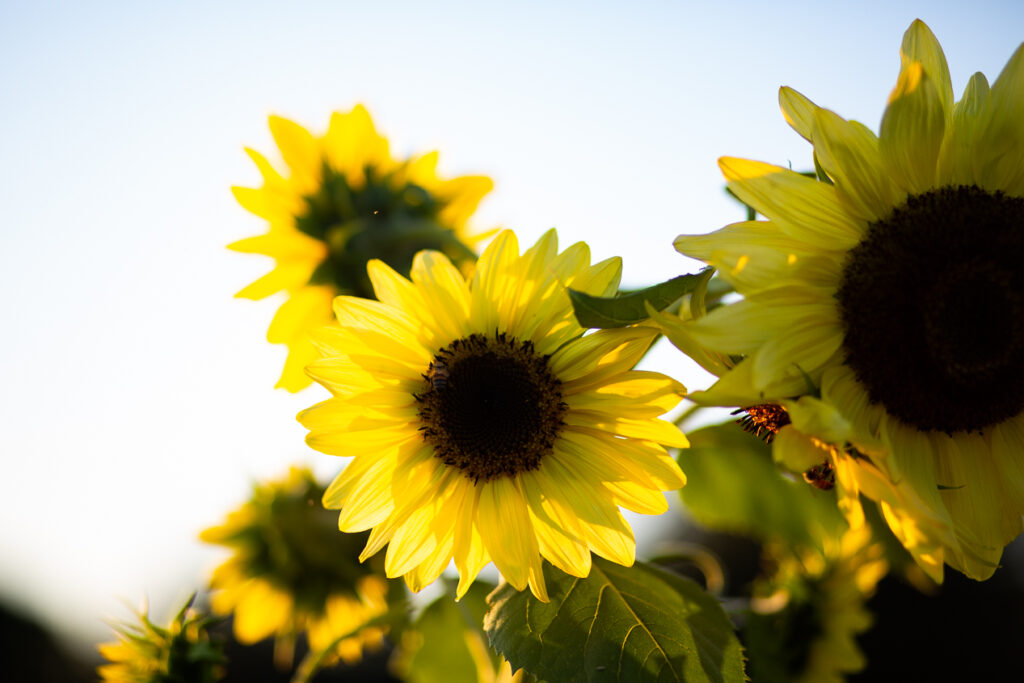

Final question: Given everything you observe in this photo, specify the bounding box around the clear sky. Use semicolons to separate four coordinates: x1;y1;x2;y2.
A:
1;0;1022;651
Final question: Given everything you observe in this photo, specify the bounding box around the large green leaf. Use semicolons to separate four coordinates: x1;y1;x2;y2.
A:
392;582;501;683
678;422;845;550
484;558;744;683
569;270;713;329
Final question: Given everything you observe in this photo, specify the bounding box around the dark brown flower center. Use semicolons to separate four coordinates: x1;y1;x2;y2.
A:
836;186;1024;433
415;333;567;482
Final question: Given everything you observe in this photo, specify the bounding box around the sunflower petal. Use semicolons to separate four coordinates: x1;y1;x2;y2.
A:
880;60;946;193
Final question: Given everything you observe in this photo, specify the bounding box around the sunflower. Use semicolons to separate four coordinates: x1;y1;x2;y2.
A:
98;595;225;683
745;527;887;683
231;106;493;391
298;229;688;601
675;20;1024;581
200;467;391;667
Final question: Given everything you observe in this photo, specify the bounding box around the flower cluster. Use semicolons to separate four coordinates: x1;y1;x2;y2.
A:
99;18;1024;683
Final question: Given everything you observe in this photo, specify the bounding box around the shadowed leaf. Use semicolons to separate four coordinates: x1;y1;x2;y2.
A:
484;558;744;683
569;270;714;328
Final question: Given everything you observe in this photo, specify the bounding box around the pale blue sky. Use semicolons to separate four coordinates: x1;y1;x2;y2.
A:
1;0;1022;650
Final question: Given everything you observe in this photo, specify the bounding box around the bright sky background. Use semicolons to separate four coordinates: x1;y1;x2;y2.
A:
2;0;1023;652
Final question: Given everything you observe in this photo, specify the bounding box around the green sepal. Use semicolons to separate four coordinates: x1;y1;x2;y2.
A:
569;268;714;329
812;153;834;185
484;557;745;683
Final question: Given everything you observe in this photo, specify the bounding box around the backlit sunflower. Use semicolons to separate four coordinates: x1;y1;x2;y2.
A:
746;527;887;683
675;20;1024;581
200;467;392;667
98;595;225;683
231;106;493;391
299;229;688;601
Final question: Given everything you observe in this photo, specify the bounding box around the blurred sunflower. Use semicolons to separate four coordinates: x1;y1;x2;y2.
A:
674;20;1024;581
231;106;493;391
745;527;887;683
200;467;393;667
98;595;224;683
299;229;688;601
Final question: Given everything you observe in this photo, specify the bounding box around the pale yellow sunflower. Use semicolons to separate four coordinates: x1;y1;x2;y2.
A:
98;595;224;683
299;229;688;601
231;106;493;391
200;467;390;667
675;20;1024;581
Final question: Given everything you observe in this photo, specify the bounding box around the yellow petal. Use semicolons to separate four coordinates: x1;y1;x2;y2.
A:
751;315;844;391
268;115;320;187
565;429;685;491
812;107;904;222
541;457;636;566
307;424;418;457
564;370;686;414
938;72;991;186
550;327;657;383
554;445;670;515
470;231;520;333
933;431;1021;548
234;265;307;300
719;157;863;249
476;478;541;594
675;222;844;293
267;286;334;343
451;482;490;599
899;20;954;113
234;581;292;643
410;250;472;341
779;86;819;142
976;42;1024;193
521;470;592;577
564;412;688;448
324;105;392;184
880;60;946;193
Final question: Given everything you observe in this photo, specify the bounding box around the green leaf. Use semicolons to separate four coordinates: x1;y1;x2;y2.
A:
569;269;714;329
484;557;745;683
392;582;502;683
677;422;845;550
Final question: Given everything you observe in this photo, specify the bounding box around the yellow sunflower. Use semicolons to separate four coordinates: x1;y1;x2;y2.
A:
299;229;688;601
747;527;887;683
231;105;493;391
200;467;390;667
675;20;1024;581
98;595;224;683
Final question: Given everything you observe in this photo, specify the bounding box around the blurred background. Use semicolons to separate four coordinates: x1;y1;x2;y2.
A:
2;0;1024;679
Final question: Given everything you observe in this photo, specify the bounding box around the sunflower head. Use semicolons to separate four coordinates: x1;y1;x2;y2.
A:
299;229;688;601
674;19;1024;582
98;595;225;683
230;106;494;391
200;467;392;665
745;528;887;683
